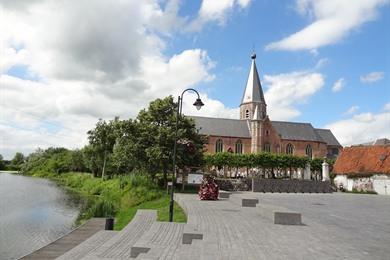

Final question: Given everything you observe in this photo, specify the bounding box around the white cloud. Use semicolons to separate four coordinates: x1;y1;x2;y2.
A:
383;102;390;111
332;78;345;92
343;105;359;115
0;0;224;159
360;71;384;83
325;110;390;146
263;71;325;120
188;0;252;31
266;0;389;51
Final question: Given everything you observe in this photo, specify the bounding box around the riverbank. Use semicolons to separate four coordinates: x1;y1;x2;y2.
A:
17;171;186;229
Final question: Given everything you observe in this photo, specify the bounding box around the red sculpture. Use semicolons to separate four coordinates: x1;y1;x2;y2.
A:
199;175;219;200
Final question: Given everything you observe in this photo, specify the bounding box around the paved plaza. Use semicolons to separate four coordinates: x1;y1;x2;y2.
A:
51;192;389;260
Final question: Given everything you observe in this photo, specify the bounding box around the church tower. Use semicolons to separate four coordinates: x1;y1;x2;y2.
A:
240;53;268;153
239;53;267;120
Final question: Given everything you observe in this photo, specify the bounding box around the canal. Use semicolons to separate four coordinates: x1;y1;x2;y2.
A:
0;172;81;260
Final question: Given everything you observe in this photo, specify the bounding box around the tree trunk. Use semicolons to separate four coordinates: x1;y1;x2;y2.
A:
102;150;107;180
163;166;168;189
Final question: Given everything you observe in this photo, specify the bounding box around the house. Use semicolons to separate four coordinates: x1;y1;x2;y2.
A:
333;142;390;195
190;54;342;159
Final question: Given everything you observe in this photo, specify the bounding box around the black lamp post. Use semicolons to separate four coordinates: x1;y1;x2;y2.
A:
169;88;204;222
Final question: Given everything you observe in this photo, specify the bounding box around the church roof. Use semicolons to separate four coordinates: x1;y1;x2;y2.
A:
241;54;266;105
189;116;341;146
271;121;323;142
315;128;342;146
189;116;251;138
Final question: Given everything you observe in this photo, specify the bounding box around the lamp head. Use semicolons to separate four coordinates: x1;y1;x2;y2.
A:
193;98;204;110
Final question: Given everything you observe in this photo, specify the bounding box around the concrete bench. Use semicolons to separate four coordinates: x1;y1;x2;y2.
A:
219;190;232;199
182;224;203;244
257;204;302;225
242;198;259;207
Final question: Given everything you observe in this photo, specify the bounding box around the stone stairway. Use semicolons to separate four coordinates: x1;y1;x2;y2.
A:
56;230;117;260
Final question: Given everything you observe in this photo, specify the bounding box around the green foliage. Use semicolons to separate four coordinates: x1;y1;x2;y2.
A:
21;148;89;175
205;152;309;169
9;152;25;170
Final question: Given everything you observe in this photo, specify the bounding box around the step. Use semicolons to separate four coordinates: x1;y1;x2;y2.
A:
82;209;157;259
55;230;117;259
130;222;185;259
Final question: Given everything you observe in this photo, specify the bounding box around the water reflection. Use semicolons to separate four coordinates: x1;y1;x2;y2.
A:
0;172;81;260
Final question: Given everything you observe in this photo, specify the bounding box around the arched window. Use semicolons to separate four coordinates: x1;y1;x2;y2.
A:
263;143;271;153
235;140;243;154
245;110;250;119
215;139;223;153
286;143;294;155
306;144;312;159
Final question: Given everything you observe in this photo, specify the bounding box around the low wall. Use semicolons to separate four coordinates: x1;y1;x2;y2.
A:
215;178;251;191
215;178;332;193
252;179;332;193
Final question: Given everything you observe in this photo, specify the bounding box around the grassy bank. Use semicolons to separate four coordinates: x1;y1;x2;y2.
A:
26;171;187;229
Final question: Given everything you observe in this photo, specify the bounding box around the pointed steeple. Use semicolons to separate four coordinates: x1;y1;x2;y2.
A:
240;53;266;105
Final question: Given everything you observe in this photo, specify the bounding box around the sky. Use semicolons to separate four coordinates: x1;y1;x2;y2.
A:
1;0;389;159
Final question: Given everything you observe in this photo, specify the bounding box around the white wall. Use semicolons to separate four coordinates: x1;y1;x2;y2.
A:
335;174;390;195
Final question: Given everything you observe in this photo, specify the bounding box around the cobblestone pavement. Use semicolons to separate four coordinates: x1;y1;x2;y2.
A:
174;192;390;260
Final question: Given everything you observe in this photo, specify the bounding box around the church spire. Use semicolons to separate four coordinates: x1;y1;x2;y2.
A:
240;53;266;105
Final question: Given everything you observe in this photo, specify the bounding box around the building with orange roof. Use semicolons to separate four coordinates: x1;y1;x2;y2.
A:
333;141;390;195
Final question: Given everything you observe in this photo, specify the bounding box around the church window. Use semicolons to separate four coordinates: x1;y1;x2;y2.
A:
266;130;269;136
215;139;223;153
306;144;312;159
235;140;243;154
245;110;250;119
264;143;271;153
286;143;294;155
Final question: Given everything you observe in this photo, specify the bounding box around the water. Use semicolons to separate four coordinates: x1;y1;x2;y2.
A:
0;172;81;260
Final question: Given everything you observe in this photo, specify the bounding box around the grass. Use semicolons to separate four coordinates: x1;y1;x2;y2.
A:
17;171;188;228
114;194;187;230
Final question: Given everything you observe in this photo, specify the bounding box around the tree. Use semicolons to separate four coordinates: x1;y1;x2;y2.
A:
0;154;5;170
111;119;140;173
137;96;205;185
87;117;121;179
11;152;25;170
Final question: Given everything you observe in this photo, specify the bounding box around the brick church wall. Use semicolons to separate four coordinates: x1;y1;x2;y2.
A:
206;135;251;154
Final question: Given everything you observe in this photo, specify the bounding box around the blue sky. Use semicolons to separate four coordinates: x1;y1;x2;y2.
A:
0;0;389;159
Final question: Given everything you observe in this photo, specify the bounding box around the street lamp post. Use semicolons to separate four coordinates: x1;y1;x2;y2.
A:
169;88;204;222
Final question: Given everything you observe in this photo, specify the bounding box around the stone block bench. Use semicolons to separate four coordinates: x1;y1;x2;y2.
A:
242;198;259;207
219;190;232;199
257;203;302;225
228;193;259;207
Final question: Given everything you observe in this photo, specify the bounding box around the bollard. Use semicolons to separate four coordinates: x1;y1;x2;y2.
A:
105;217;114;230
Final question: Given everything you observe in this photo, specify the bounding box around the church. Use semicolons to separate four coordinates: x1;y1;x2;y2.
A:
190;54;342;159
